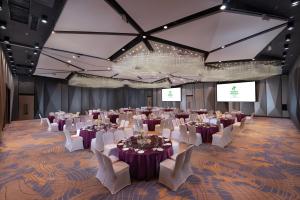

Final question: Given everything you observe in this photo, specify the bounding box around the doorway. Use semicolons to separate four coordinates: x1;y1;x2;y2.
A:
18;95;34;120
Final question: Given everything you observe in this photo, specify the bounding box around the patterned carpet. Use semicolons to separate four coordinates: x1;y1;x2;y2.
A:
1;118;300;200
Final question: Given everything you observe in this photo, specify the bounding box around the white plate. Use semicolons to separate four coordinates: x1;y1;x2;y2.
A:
137;150;144;154
122;147;129;151
164;139;170;142
163;143;171;146
157;148;164;151
152;148;157;151
118;142;124;146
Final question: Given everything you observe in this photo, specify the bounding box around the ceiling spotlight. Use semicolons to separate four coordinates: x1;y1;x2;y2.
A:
3;36;10;44
163;25;168;29
221;45;225;49
287;21;294;31
285;34;291;42
6;45;11;51
267;45;272;51
281;60;285;65
291;0;300;6
220;4;227;10
67;60;71;63
107;67;111;70
41;15;48;24
284;44;289;50
142;35;147;39
8;52;12;58
218;61;222;63
0;21;7;30
51;31;55;34
122;48;125;51
252;58;255;61
10;59;14;63
72;55;77;59
34;43;39;49
29;69;32;72
33;50;38;55
30;61;34;65
107;58;110;61
283;52;287;57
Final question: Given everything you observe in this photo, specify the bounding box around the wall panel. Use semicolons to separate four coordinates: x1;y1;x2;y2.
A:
266;76;282;117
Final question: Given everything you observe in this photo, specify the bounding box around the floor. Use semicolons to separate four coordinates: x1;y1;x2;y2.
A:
0;117;300;200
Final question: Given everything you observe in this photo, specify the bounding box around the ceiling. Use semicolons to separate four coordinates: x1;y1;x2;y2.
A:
1;0;299;85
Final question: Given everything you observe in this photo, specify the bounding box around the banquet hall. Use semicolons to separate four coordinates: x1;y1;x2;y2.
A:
0;0;300;199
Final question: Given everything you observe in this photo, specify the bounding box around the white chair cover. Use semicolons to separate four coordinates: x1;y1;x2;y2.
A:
63;126;83;152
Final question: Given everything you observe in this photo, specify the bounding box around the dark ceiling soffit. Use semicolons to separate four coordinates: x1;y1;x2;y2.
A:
34;67;75;72
104;0;144;33
148;36;208;55
41;53;84;71
37;71;72;74
53;30;138;36
108;36;141;61
1;41;36;50
209;22;287;53
147;5;222;35
43;47;107;60
143;39;154;51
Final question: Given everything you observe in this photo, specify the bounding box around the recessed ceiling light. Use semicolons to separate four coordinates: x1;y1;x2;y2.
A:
8;53;12;58
72;55;77;59
67;60;71;63
34;43;39;49
220;4;226;10
3;36;9;44
287;21;294;31
163;25;168;29
218;61;222;63
41;15;48;24
291;0;300;6
221;45;225;49
30;61;34;65
0;21;7;30
107;58;110;61
33;50;38;55
142;35;147;39
252;58;255;61
285;34;291;42
29;69;32;72
122;48;125;51
284;44;289;50
107;67;111;70
51;31;55;34
6;45;11;51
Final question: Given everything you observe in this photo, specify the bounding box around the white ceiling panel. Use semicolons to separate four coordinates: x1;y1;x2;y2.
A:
205;26;286;62
79;71;115;78
45;34;135;58
54;0;137;33
154;12;286;51
117;0;222;31
36;54;80;72
43;49;113;71
34;68;71;79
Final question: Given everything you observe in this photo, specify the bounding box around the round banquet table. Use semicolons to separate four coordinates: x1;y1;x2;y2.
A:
196;124;219;143
58;119;66;131
175;114;189;119
92;112;100;119
108;114;119;123
163;108;174;112
79;129;96;149
192;110;208;115
143;119;161;131
141;111;152;117
220;118;235;128
48;115;55;123
117;135;173;180
236;113;246;122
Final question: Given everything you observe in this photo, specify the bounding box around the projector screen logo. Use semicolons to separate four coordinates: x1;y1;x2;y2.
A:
168;91;173;98
230;86;239;98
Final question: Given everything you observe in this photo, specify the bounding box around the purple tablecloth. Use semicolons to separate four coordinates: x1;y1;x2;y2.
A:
92;112;100;119
118;135;173;180
143;119;161;131
79;129;96;149
192;110;208;115
175;114;189;119
108;114;119;123
220;118;235;128
196;125;219;143
141;111;152;117
48;115;55;123
58;119;65;131
163;109;174;112
236;113;246;122
123;109;134;112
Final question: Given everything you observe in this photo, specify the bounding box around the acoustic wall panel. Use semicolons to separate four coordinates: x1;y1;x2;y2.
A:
68;86;81;113
81;88;90;113
240;102;254;115
44;81;62;115
266;76;282;117
281;75;289;118
194;83;205;110
35;78;45;116
61;84;69;112
255;80;267;116
204;82;215;111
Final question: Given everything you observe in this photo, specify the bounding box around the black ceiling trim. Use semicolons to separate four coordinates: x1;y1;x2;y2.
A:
65;72;75;80
1;41;36;50
37;71;71;74
41;53;84;71
43;47;108;60
148;36;208;55
147;5;222;35
108;36;141;61
35;67;75;72
205;58;282;65
84;69;111;72
53;30;138;36
104;0;144;33
209;22;287;53
143;39;154;51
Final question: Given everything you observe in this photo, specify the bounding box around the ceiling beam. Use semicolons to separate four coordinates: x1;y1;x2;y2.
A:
147;5;221;35
209;22;287;53
108;36;141;61
53;30;138;36
143;39;154;51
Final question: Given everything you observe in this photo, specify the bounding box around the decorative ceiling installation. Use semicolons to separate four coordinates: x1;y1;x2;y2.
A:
32;0;289;86
68;73;171;88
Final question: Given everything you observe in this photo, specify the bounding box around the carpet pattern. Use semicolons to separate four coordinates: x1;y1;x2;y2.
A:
1;118;300;200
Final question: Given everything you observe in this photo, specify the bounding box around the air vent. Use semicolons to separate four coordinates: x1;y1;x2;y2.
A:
30;15;38;30
9;0;30;24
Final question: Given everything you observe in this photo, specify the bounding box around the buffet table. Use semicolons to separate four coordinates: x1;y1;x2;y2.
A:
117;135;173;180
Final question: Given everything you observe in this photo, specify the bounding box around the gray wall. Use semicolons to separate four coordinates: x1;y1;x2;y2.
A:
288;56;300;128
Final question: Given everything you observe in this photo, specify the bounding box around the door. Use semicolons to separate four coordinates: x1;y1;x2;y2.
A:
186;95;193;110
19;95;34;120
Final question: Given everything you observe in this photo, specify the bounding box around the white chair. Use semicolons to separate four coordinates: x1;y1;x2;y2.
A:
187;125;202;146
63;126;84;152
159;147;192;191
179;125;189;143
103;131;118;156
212;125;233;148
245;113;254;123
124;128;134;138
119;120;125;128
143;124;149;132
95;151;131;194
46;118;59;132
114;130;126;142
75;122;85;136
124;120;129;128
172;119;180;131
233;117;246;129
91;131;105;154
38;114;48;126
162;128;171;138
